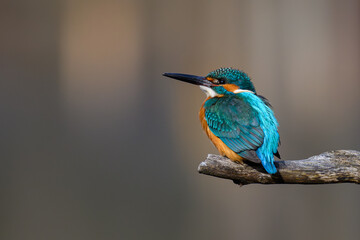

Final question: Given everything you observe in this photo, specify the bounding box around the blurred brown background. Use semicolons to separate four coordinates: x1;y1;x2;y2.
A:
1;0;360;240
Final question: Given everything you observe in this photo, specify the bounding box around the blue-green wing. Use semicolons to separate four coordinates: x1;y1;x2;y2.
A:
204;97;264;163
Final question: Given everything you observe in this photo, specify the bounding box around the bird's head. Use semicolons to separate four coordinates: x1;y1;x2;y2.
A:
163;68;256;98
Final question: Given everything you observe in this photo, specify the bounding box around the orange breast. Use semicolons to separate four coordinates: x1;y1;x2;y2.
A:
199;98;244;162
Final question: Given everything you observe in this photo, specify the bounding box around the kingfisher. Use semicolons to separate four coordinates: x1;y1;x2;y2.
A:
163;68;280;174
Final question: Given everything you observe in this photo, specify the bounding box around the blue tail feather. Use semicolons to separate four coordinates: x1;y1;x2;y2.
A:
256;149;277;174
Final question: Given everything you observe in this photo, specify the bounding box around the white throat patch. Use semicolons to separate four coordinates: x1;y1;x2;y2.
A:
199;86;218;97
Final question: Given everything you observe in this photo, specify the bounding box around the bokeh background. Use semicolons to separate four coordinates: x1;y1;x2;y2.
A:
1;0;360;239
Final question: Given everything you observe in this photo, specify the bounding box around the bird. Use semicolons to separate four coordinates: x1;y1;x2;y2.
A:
163;67;280;174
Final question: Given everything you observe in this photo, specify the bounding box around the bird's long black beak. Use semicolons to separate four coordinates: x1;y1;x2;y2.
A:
163;73;213;87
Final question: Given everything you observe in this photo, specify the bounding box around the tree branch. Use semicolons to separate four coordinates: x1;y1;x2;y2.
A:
198;150;360;185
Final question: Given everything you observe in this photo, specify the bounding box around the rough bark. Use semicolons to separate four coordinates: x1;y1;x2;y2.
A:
198;150;360;185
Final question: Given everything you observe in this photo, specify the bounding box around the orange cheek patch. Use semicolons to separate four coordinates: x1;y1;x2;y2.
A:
222;84;239;93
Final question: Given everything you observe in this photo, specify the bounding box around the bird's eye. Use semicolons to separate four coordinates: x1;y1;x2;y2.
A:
216;78;226;84
211;78;226;85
